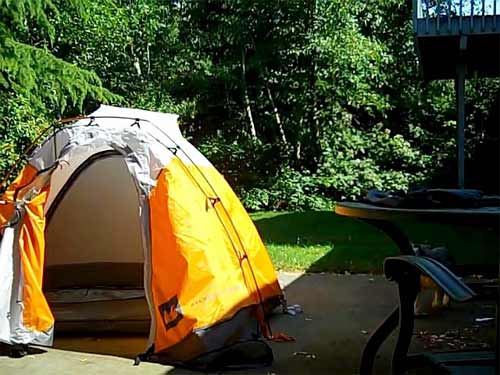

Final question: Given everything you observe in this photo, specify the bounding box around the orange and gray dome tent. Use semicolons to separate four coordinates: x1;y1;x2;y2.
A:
0;105;284;368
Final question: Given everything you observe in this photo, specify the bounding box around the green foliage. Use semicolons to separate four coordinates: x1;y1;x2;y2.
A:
197;135;284;187
241;168;332;211
317;114;435;200
0;0;116;111
314;0;392;115
0;93;50;186
0;0;120;185
52;0;208;117
0;0;498;206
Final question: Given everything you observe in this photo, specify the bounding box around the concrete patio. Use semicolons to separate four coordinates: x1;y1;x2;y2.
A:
0;272;495;374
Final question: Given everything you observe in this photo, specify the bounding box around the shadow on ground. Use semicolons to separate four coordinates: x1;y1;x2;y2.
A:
0;272;495;374
0;211;496;373
253;210;499;274
0;344;47;357
0;212;495;375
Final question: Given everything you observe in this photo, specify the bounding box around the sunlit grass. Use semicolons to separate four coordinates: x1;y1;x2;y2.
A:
266;243;332;271
252;210;498;273
251;211;398;273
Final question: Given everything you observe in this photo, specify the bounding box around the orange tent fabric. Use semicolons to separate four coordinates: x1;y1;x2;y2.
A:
150;160;281;351
0;105;283;366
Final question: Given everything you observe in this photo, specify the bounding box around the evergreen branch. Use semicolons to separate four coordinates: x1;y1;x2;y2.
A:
0;37;120;110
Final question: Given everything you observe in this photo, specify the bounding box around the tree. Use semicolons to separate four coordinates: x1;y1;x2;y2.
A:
0;0;116;187
0;0;114;110
1;0;498;206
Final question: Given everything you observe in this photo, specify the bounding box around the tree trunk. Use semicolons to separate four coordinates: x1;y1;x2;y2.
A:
241;49;257;140
307;0;321;168
264;78;287;145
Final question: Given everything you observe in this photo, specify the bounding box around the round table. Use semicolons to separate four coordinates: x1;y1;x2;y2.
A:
335;201;500;223
335;201;500;374
335;201;499;261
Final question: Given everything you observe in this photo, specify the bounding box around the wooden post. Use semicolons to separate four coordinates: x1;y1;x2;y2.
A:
455;63;466;189
497;258;499;375
455;35;467;189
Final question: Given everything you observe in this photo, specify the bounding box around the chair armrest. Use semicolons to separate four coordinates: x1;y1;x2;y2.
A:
384;255;476;302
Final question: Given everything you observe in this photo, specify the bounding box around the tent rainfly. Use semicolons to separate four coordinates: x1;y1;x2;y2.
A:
0;105;284;369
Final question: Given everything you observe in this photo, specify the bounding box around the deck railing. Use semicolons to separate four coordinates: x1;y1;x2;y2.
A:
413;0;500;34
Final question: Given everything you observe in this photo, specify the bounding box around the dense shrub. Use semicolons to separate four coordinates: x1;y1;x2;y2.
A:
1;1;498;208
0;94;50;188
240;167;332;211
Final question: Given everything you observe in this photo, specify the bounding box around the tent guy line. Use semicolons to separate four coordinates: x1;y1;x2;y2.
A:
0;105;287;370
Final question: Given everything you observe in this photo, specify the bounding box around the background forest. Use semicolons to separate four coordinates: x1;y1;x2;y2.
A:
1;0;499;211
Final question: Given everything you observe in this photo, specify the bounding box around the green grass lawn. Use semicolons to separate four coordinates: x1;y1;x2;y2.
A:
251;211;499;274
250;211;399;273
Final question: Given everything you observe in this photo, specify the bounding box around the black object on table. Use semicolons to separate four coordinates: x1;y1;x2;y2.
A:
335;201;500;375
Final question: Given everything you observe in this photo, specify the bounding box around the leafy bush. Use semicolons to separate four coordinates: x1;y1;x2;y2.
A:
197;135;285;189
1;0;498;206
0;94;50;188
315;111;437;200
241;167;332;211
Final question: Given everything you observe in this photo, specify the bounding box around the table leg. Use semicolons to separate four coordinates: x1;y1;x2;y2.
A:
392;271;420;374
496;244;500;372
358;220;417;374
360;306;399;375
362;219;415;255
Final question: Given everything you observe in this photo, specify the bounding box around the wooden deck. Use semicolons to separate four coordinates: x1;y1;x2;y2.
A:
413;0;500;79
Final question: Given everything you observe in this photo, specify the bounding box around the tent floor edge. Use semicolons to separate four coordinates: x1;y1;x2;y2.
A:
8;344;28;358
154;339;274;372
133;344;155;366
0;343;47;358
150;303;280;369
